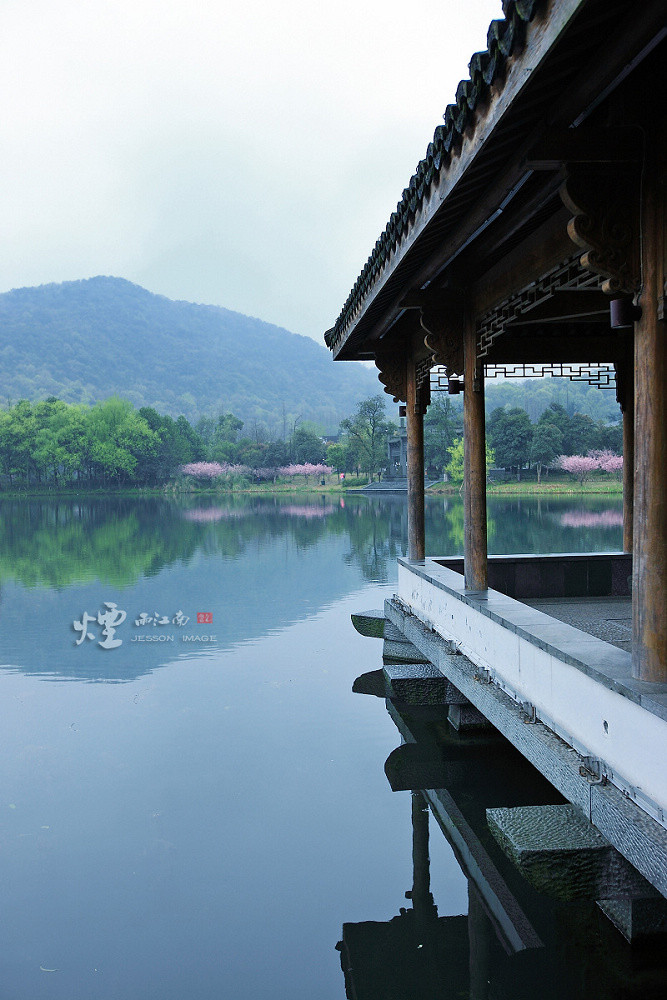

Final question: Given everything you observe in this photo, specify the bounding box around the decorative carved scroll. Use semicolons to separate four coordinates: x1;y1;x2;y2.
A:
415;356;432;412
419;301;464;376
375;342;407;402
560;167;640;297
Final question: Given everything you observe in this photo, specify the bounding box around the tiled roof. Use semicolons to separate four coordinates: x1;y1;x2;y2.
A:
326;0;543;351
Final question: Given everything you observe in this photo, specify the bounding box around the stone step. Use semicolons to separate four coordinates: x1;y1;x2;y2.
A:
448;702;492;732
384;662;468;706
383;638;426;664
487;804;656;901
351;610;385;638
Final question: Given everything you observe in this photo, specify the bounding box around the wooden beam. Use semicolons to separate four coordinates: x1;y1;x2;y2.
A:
463;312;487;591
623;404;634;555
505;290;610;325
546;7;667;131
484;329;623;365
472;209;573;318
526;127;642;170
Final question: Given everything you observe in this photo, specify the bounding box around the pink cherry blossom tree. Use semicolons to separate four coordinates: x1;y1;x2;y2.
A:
557;454;601;485
278;463;333;482
589;449;623;477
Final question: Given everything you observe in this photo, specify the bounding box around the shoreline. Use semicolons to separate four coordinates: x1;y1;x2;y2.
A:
0;479;623;499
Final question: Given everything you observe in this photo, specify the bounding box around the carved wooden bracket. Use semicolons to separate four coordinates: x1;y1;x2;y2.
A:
560;166;640;297
419;300;464;376
375;342;407;402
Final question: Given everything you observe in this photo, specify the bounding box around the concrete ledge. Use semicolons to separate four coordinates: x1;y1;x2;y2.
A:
385;743;452;791
385;596;667;899
598;897;667;942
397;557;667;722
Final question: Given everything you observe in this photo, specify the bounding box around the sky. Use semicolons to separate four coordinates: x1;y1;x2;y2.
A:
1;0;504;343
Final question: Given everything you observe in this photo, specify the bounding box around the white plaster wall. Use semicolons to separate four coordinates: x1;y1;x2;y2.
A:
398;563;667;819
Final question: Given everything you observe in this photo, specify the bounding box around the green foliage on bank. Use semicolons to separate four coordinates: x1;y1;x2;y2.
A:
0;395;351;490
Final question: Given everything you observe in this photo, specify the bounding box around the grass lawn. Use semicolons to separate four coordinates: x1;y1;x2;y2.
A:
428;476;622;496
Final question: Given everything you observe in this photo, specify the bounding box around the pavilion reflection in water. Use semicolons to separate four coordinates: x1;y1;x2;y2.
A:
337;651;667;999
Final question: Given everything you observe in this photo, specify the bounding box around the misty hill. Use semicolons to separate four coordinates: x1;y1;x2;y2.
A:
0;277;378;431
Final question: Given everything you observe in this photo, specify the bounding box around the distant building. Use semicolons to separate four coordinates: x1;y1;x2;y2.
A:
386;414;407;479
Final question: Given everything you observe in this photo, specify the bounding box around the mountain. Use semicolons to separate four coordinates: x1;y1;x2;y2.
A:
0;277;379;431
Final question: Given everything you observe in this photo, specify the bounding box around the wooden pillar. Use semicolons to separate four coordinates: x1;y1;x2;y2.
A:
463;312;488;590
406;350;425;562
622;371;634;555
632;126;666;681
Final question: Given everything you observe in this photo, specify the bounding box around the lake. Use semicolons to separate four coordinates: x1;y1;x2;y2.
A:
3;491;659;999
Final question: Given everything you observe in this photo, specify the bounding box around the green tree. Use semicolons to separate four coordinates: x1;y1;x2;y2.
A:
264;439;289;468
215;412;244;444
2;401;38;484
537;402;571;448
446;437;495;483
291;427;326;464
326;442;351;473
137;408;205;483
339;396;395;483
87;398;157;485
488;407;533;480
33;398;72;485
566;412;597;456
595;420;623;453
529;423;563;484
424;397;459;475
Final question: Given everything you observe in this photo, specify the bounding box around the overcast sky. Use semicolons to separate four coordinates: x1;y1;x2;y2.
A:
1;0;504;342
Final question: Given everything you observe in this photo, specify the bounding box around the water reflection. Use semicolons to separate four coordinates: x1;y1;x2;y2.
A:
340;686;667;999
0;493;624;591
0;494;623;684
338;791;469;998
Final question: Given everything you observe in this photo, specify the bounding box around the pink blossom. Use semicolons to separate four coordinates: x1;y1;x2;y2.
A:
557;454;600;484
281;504;334;517
277;463;333;479
180;462;226;479
182;506;238;522
589;450;623;475
180;462;250;479
560;510;624;528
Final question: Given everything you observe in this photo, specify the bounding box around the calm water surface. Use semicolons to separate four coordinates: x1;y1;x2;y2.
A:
0;493;628;998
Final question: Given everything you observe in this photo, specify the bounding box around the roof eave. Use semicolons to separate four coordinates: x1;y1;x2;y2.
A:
327;0;587;361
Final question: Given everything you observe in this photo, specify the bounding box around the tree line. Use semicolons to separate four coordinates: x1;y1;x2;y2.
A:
0;388;622;490
0;397;332;489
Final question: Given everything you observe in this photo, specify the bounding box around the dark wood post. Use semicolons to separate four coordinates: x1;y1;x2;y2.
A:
407;348;425;561
632;127;666;682
622;371;634;555
463;312;488;590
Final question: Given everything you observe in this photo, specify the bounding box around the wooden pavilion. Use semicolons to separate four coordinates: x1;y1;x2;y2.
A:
327;0;667;915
